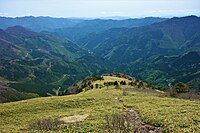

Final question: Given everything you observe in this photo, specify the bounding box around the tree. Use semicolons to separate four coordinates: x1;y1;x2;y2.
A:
90;84;94;89
138;82;144;88
129;81;136;86
95;83;99;88
120;81;126;85
88;81;92;86
114;81;118;86
174;82;189;93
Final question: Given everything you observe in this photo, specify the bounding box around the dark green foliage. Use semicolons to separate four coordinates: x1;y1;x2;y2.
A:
95;84;99;88
0;89;39;103
88;81;92;86
79;16;200;63
0;26;113;98
128;81;136;86
117;51;200;91
114;81;118;86
138;82;144;88
164;87;200;100
90;76;104;81
174;82;189;93
120;81;127;85
76;16;200;91
9;82;55;96
90;85;94;89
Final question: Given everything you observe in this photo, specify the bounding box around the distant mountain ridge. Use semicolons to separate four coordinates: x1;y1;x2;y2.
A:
0;16;167;42
78;15;200;62
53;17;167;42
0;16;83;31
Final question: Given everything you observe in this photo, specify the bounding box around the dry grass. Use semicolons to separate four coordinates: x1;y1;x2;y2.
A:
27;118;64;131
60;114;89;123
0;76;200;132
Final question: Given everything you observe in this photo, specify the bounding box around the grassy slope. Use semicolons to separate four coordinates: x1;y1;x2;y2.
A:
0;76;200;132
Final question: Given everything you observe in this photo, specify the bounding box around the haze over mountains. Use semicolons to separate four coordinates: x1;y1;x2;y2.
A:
0;15;200;102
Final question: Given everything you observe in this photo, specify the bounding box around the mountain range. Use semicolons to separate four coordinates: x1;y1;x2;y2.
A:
0;15;199;102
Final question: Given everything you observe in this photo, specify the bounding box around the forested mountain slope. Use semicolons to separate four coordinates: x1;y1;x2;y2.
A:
79;16;200;63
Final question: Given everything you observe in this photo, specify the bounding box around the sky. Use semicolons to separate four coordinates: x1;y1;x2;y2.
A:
0;0;200;18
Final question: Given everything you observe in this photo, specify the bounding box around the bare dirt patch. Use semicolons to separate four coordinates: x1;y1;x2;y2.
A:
59;114;89;123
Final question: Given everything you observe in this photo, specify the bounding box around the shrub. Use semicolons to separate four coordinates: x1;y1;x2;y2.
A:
138;82;144;88
95;83;99;88
28;118;64;131
114;81;118;86
164;89;178;98
174;82;189;93
129;81;136;86
104;113;132;132
164;89;200;100
90;85;94;89
120;81;126;85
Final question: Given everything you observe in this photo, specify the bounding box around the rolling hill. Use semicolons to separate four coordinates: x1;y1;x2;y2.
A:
0;76;199;132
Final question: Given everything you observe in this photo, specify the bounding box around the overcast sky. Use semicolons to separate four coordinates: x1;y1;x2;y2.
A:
0;0;200;18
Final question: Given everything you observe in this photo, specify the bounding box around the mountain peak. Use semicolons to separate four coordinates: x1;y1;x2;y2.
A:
5;25;37;37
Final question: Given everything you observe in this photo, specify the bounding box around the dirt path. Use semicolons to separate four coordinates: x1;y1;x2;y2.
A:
115;97;162;133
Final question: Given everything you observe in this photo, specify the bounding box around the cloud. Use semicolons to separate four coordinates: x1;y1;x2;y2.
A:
147;9;200;17
25;13;32;16
112;11;121;14
100;11;107;14
0;12;8;16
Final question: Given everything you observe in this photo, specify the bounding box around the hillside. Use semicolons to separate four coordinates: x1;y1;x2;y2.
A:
76;16;200;90
0;26;112;100
0;76;199;132
79;16;200;61
117;51;200;90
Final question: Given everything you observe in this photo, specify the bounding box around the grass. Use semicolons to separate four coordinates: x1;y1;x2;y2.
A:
0;88;123;132
94;76;130;84
0;76;200;132
92;75;132;89
123;91;200;132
